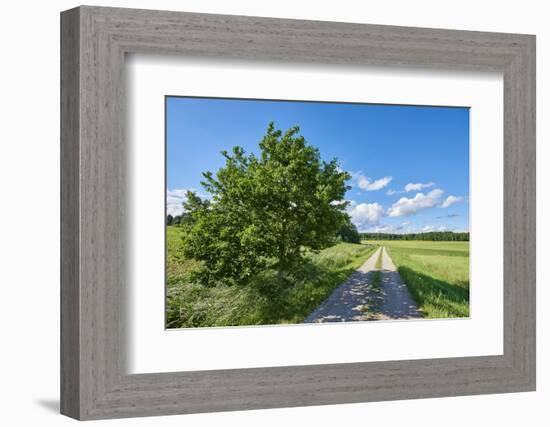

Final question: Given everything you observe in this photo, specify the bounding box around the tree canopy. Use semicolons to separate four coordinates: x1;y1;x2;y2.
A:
180;123;351;287
336;215;361;244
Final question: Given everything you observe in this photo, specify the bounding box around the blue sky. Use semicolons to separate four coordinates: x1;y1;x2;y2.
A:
166;96;469;234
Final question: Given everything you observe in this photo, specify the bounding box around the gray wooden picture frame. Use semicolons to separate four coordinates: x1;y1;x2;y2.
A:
60;5;536;421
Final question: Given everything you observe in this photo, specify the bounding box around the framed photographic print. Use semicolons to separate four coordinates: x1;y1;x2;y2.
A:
164;97;470;328
61;6;536;420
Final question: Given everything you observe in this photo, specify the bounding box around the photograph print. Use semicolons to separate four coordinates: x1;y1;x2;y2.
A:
166;97;470;328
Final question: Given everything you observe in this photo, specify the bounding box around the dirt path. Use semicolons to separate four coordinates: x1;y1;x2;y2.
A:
370;247;422;320
304;246;421;323
304;247;382;323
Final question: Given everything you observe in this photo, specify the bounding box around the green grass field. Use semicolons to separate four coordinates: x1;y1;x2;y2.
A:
167;225;377;328
365;240;470;318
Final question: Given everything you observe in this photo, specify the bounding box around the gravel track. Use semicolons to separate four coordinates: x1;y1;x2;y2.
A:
304;246;421;323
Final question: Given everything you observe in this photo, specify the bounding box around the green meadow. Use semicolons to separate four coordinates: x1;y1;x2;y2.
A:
366;240;470;318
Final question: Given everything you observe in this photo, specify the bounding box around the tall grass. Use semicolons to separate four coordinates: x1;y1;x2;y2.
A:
167;226;377;328
367;240;469;318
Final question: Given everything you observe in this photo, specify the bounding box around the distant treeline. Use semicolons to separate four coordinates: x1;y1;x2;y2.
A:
361;231;469;241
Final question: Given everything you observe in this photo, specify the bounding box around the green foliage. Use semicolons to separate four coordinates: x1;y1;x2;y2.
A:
336;215;361;243
361;231;469;241
369;240;470;318
181;123;351;287
169;214;184;225
166;225;377;328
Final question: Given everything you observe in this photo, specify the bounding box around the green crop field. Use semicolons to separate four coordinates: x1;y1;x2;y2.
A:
365;240;470;318
167;225;377;328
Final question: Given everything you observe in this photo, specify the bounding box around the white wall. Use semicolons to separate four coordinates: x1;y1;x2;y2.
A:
0;1;546;425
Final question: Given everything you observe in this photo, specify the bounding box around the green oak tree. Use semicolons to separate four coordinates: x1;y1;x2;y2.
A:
181;123;351;287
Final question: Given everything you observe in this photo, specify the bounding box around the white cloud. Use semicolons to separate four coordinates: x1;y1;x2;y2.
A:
361;221;460;235
362;222;466;235
365;176;392;191
441;195;463;208
419;225;447;232
360;222;410;234
387;189;444;217
166;189;189;216
353;172;392;191
420;225;463;233
366;224;398;233
404;182;435;192
347;202;384;230
422;225;448;232
386;182;435;196
167;188;211;216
